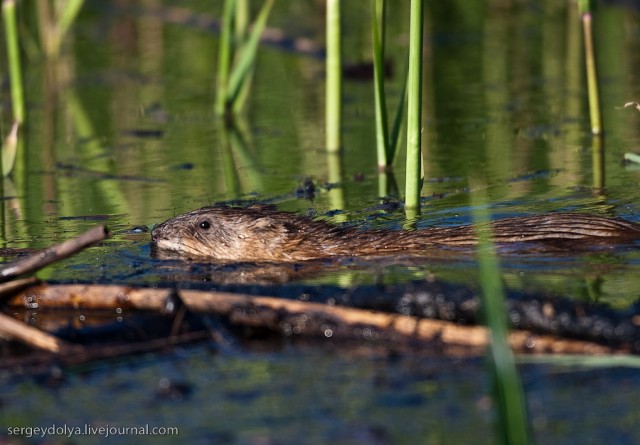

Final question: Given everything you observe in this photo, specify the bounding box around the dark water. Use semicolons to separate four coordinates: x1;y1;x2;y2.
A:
2;0;640;443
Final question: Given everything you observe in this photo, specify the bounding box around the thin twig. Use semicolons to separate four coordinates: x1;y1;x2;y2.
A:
0;330;211;372
0;225;110;281
0;311;81;353
0;277;39;301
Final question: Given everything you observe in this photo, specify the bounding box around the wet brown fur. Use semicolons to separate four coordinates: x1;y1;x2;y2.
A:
151;205;640;262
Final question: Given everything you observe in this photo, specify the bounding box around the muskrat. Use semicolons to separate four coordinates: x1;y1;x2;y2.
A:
150;205;640;262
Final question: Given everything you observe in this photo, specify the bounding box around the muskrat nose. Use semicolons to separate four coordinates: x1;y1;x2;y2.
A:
150;225;162;242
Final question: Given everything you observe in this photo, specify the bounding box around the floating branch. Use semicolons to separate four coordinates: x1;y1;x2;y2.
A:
0;311;80;353
0;225;110;281
0;277;39;301
8;283;617;355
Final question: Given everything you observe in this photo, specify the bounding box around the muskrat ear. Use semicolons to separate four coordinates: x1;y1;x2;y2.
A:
249;217;290;234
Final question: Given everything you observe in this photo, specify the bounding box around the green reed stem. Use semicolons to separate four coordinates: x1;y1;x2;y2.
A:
579;0;601;135
405;0;424;213
215;0;237;115
325;0;342;153
231;0;252;113
372;0;389;169
234;0;249;42
3;0;25;124
471;187;530;445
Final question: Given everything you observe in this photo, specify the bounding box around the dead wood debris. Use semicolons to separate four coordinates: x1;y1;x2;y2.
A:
0;225;110;282
4;283;618;359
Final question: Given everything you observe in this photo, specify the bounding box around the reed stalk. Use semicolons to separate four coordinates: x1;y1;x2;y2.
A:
579;0;601;135
325;0;342;153
471;186;530;445
404;0;424;213
372;0;389;169
3;0;25;124
232;0;253;113
215;0;236;115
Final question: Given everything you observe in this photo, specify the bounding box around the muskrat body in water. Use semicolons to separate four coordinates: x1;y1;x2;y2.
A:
151;205;640;262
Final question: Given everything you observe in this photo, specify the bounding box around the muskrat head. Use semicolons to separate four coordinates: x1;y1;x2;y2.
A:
151;205;317;262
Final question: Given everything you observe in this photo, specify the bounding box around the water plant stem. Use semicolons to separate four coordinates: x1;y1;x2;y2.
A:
325;0;342;153
3;0;25;124
372;0;389;169
579;1;601;135
215;0;236;115
405;0;424;213
471;186;530;445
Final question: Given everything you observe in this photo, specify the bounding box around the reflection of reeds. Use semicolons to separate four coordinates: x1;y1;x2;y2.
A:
405;0;424;217
471;184;530;445
2;0;24;177
325;0;342;153
579;0;602;135
218;116;263;195
2;123;18;178
36;0;85;58
215;0;275;117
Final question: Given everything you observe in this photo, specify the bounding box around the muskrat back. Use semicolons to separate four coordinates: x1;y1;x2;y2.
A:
150;206;640;262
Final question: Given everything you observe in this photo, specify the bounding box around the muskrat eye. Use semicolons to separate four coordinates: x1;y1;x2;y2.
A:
199;220;211;230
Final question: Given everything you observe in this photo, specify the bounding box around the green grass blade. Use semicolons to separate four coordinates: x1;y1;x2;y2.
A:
325;0;342;153
471;186;530;445
372;0;389;169
3;0;25;124
226;0;274;109
388;61;408;164
404;0;424;213
215;0;237;115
